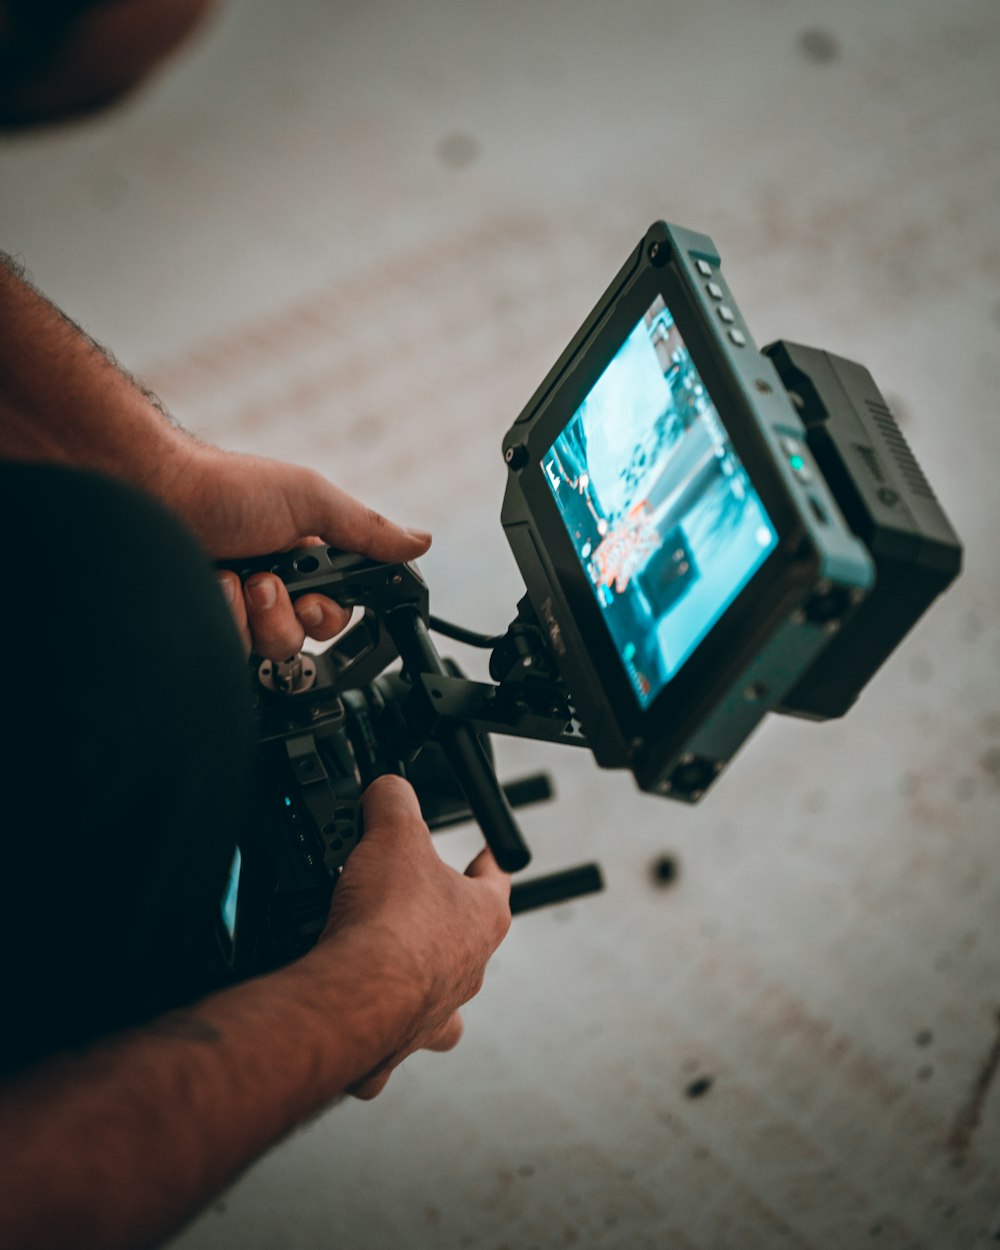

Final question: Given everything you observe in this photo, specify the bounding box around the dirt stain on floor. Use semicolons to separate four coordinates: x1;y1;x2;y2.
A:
948;1009;1000;1162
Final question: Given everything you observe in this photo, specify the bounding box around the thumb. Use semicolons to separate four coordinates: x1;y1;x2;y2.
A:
298;473;431;563
360;775;429;846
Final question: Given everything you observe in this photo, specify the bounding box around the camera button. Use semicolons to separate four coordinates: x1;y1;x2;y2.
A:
781;437;813;482
695;259;713;277
707;281;724;300
729;328;747;346
718;305;735;324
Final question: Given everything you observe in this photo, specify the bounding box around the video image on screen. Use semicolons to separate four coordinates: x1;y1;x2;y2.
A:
543;295;777;706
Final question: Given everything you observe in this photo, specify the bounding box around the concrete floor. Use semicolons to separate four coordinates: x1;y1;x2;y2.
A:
2;1;999;1245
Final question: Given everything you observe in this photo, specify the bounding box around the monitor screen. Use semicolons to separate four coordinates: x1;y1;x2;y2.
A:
543;295;778;706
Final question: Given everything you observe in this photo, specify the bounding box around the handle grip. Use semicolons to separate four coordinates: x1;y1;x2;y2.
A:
437;720;532;872
384;605;531;873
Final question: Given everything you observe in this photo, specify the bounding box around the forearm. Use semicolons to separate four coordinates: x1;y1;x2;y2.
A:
0;948;417;1250
0;254;193;504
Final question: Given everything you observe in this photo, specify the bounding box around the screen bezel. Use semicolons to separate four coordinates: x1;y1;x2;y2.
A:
514;251;811;754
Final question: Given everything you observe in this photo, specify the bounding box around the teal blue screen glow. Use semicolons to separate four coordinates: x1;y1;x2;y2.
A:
221;846;241;943
543;295;778;706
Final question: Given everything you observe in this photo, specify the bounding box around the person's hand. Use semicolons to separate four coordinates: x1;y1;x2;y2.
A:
167;443;431;659
310;775;511;1099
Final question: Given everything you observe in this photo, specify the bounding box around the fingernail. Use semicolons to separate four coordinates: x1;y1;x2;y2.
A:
247;578;277;610
298;603;323;627
216;574;236;604
406;528;432;545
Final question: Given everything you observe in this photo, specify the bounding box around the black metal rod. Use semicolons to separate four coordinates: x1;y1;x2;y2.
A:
424;772;554;833
385;606;532;873
436;723;532;872
500;772;554;810
510;863;604;915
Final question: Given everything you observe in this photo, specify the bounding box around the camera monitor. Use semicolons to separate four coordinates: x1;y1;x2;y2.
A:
501;222;875;800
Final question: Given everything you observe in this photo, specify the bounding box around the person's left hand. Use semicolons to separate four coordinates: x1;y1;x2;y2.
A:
166;443;431;659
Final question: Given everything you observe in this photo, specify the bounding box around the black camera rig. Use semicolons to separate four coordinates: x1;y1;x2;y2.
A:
215;549;604;978
215;222;962;980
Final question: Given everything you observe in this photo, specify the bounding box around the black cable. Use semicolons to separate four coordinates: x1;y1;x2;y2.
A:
428;614;504;650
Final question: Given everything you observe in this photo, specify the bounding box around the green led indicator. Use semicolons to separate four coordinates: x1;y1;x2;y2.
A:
789;454;805;472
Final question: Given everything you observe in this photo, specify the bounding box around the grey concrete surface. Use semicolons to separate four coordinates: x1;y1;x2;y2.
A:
2;1;999;1246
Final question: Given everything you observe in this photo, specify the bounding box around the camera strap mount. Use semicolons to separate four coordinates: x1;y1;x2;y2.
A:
259;653;318;695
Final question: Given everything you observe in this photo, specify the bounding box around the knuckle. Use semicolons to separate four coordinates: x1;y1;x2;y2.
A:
252;623;305;660
366;506;390;533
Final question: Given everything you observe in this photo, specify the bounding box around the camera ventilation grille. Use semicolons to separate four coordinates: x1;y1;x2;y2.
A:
866;399;936;500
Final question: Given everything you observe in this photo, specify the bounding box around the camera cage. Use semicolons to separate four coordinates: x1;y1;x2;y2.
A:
211;547;604;979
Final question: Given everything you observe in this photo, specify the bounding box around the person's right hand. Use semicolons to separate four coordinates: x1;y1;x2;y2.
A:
309;775;512;1099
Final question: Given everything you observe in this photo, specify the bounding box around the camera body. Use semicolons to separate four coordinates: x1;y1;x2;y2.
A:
214;222;962;979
